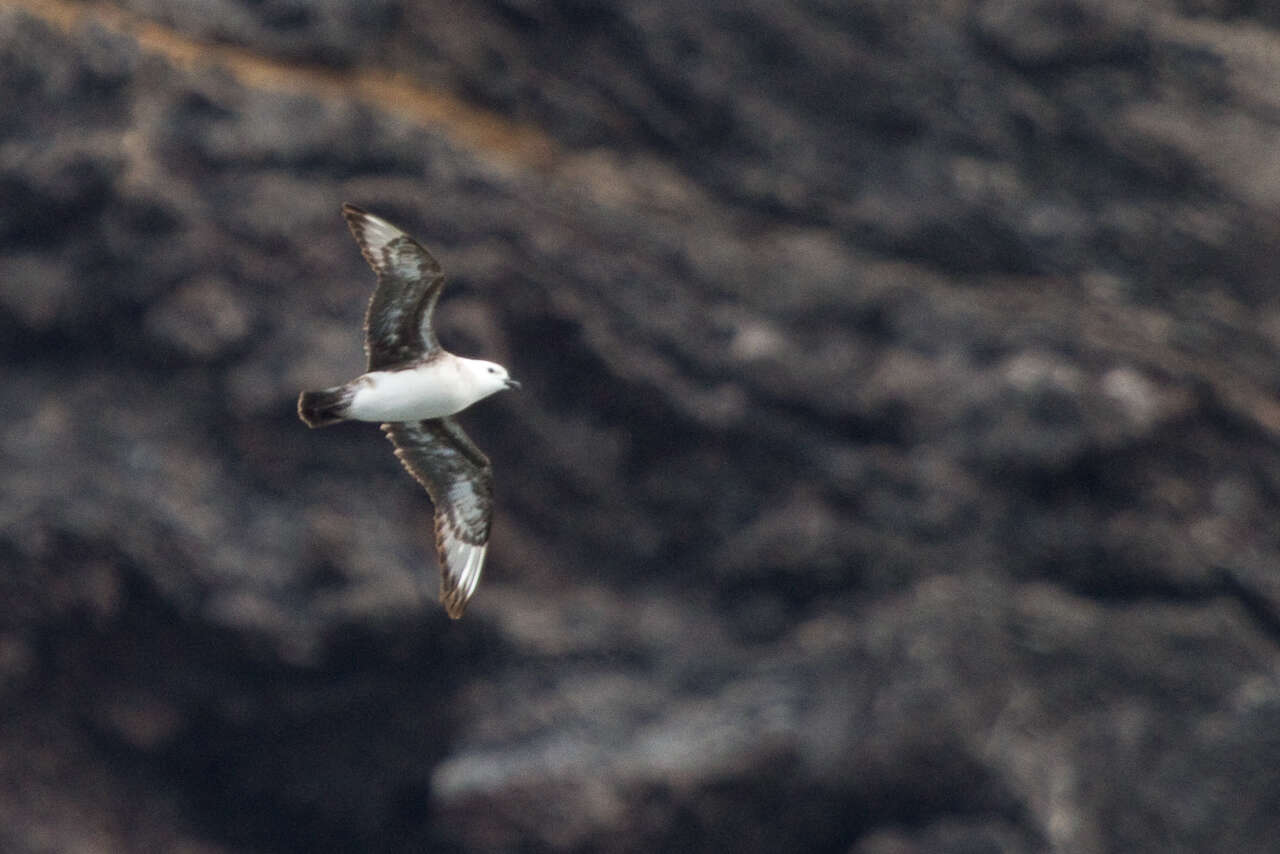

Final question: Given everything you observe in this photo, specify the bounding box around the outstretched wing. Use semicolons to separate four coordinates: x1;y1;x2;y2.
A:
382;418;494;619
342;203;446;371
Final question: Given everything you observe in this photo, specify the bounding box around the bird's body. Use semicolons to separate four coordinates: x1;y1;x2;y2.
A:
348;360;470;422
309;355;510;424
298;204;517;619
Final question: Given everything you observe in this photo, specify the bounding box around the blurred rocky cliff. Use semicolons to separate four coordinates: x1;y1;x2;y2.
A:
3;0;1280;851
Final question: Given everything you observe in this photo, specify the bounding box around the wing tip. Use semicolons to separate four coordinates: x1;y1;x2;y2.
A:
341;203;372;234
342;203;372;247
441;590;468;620
342;202;396;233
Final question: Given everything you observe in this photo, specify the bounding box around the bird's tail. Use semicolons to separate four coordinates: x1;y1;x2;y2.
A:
298;386;354;428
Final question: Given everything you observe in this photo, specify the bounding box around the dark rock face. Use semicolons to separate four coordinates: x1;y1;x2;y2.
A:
3;1;1280;851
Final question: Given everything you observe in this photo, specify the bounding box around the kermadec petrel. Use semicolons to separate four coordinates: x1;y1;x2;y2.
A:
298;204;519;619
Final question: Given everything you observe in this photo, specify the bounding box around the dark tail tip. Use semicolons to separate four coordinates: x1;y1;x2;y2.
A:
298;387;350;428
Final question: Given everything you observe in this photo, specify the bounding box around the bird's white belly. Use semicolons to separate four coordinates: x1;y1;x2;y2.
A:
347;364;469;422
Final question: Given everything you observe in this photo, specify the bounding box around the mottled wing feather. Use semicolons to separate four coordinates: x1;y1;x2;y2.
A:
342;203;446;371
382;419;494;619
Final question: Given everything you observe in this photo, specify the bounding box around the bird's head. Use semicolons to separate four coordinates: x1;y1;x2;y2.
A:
465;358;520;399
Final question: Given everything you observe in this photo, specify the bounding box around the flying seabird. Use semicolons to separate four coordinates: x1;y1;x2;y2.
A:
298;204;518;619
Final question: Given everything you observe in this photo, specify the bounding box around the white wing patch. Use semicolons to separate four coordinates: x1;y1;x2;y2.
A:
359;212;428;281
351;211;403;256
438;532;487;618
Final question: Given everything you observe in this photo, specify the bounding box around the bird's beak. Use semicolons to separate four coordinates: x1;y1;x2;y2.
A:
505;378;521;390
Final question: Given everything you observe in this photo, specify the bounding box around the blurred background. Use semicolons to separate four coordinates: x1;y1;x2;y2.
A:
3;0;1280;851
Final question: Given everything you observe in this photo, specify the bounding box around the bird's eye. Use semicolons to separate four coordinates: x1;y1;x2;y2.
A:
488;367;497;374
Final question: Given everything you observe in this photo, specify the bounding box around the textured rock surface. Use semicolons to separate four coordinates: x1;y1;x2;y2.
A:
3;0;1280;851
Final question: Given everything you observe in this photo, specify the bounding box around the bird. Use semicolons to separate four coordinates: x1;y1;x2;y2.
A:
298;203;519;619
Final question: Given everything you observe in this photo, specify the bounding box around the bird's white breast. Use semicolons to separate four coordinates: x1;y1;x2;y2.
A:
346;359;474;422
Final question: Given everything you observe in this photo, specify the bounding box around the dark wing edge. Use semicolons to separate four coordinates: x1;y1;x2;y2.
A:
382;419;495;619
341;203;447;370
